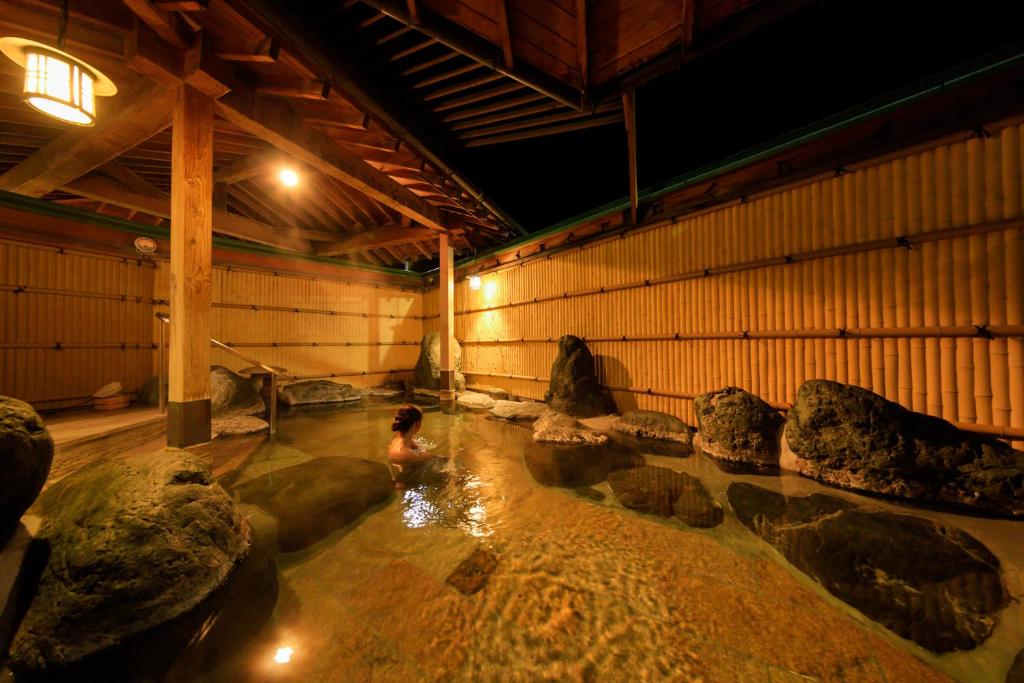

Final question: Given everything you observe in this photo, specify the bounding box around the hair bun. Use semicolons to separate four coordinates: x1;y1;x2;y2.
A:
391;404;423;432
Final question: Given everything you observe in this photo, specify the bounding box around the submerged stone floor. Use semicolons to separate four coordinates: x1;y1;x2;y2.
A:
10;403;1024;682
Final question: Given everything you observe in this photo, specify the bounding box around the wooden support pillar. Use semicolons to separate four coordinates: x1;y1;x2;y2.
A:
623;89;638;224
167;85;214;448
438;232;456;401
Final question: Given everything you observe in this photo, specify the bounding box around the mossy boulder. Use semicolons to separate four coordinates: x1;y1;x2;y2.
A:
727;482;1008;652
9;449;249;673
544;335;615;417
413;331;465;391
279;380;361;406
612;410;694;446
695;387;783;470
608;466;723;528
210;365;264;417
785;379;1024;517
236;457;392;552
0;396;53;543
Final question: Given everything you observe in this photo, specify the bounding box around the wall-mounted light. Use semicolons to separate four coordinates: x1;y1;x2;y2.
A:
279;168;299;187
0;37;116;126
468;275;482;290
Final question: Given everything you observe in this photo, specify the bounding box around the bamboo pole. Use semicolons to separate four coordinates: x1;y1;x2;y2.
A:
968;136;993;424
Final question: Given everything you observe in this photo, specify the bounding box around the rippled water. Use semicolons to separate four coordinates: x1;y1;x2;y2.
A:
10;401;1024;682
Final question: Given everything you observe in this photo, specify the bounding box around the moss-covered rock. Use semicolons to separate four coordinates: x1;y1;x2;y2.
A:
608;466;723;528
210;365;264;417
9;449;249;673
544;335;615;417
695;387;783;470
533;411;608;445
279;379;361;406
727;482;1008;653
413;331;465;391
236;457;392;552
785;379;1024;517
0;396;53;543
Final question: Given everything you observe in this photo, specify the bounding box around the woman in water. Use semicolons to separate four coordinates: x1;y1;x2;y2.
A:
387;404;432;465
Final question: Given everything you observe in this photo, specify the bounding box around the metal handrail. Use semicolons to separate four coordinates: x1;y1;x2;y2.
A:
155;312;278;437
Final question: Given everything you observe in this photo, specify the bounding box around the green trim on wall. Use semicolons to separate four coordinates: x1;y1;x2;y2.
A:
0;190;421;280
448;44;1024;273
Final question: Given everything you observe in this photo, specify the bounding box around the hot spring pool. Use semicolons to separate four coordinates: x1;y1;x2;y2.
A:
15;400;1024;682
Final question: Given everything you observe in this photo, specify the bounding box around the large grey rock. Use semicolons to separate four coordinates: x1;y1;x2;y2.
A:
727;483;1008;653
279;380;361;406
236;457;392;552
611;410;694;446
413;331;465;391
490;399;548;422
533;411;608;446
0;396;53;543
211;365;264;417
695;387;783;470
786;379;1024;517
544;335;615;417
457;391;496;411
466;385;509;401
608;466;723;528
9;449;249;672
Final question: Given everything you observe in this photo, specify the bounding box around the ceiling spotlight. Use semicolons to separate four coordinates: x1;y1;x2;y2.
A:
279;168;299;187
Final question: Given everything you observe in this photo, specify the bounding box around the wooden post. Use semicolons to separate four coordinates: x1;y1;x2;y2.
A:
167;85;214;448
623;89;638;224
439;232;456;401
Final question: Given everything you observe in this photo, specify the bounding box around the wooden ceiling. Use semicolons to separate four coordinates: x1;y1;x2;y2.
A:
0;0;517;268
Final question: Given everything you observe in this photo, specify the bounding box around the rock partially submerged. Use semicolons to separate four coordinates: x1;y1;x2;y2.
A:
363;386;401;399
727;482;1008;653
0;396;53;543
695;387;783;470
466;385;509;400
9;449;249;672
533;411;608;446
523;442;643;489
611;410;694;446
445;548;498;595
236;457;391;552
544;335;615;417
490;399;548;422
211;365;264;417
457;391;496;411
413;331;465;391
608;466;723;528
212;415;269;438
279;379;361;406
786;379;1024;517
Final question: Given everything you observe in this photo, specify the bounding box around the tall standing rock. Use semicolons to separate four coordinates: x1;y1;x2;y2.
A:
9;449;249;673
694;387;783;470
545;335;615;417
786;379;1024;517
0;396;53;543
413;331;465;391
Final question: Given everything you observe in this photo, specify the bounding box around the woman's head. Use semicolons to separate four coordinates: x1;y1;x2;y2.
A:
391;404;423;435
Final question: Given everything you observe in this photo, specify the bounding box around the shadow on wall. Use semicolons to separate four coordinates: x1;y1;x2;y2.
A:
596;354;636;412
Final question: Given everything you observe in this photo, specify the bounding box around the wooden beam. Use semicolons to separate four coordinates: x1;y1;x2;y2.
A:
125;18;234;98
413;63;484;89
432;83;524;113
154;0;209;10
623;90;638;224
405;0;420;24
168;84;212;448
423;73;504;102
460;103;618;139
213;150;280;184
315;225;433;256
450;100;562;130
100;160;164;197
255;78;331;100
217;36;280;63
496;0;514;70
681;0;696;52
464;112;624;147
122;0;192;50
576;0;588;90
0;81;176;197
214;91;449;231
61;174;314;251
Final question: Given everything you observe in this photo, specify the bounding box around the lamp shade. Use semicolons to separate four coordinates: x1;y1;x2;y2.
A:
468;275;482;290
0;37;116;126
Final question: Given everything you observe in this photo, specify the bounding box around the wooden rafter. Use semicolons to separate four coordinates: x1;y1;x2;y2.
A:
213;150;280;184
496;0;514;70
576;0;588;90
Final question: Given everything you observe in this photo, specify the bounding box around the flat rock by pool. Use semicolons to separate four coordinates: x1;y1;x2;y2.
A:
9;449;249;673
279;380;362;406
607;465;723;528
726;482;1008;653
490;399;548;422
236;457;392;552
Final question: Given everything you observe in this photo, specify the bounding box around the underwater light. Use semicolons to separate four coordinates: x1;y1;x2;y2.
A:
468;275;481;290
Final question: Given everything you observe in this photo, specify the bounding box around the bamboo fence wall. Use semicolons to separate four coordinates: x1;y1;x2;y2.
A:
0;239;425;411
0;240;157;409
427;120;1024;444
152;263;424;386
